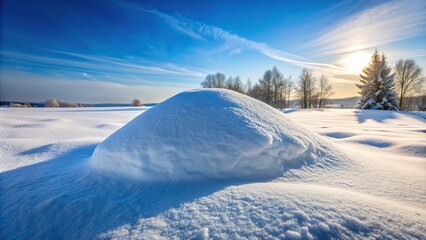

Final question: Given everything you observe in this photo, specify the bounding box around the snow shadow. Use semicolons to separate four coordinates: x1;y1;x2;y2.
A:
403;111;426;122
0;144;239;239
355;110;426;124
60;107;148;113
324;132;354;139
18;143;54;155
354;110;398;123
281;109;299;114
358;139;392;148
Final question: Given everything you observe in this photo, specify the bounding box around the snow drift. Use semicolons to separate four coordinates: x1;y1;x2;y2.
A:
90;89;328;181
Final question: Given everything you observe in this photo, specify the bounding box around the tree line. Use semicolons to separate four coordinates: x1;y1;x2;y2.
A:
201;66;333;109
201;51;425;111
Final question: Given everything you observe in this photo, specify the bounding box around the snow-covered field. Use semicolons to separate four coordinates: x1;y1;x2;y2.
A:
1;93;425;239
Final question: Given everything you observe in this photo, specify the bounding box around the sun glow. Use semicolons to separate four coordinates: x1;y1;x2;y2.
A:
343;51;371;74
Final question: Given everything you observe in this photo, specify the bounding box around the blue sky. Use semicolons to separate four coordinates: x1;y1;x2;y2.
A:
1;0;425;103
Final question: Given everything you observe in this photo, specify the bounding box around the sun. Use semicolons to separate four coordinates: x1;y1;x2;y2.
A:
342;51;371;74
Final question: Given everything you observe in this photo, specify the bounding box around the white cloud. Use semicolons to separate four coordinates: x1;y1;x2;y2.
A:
135;6;346;71
145;10;206;41
2;50;207;79
1;49;208;94
306;0;426;56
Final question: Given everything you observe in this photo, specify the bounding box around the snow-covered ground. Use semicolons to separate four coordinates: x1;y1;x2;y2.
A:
1;99;425;239
91;90;340;182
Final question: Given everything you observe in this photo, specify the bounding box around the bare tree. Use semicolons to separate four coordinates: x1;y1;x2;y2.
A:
225;76;232;89
45;99;79;107
259;70;274;104
296;68;316;108
417;94;426;111
394;59;425;110
45;99;60;107
252;67;288;107
226;76;244;93
132;99;142;107
271;66;284;107
245;78;253;96
251;83;264;101
285;78;293;108
318;75;334;108
201;72;226;88
311;92;320;109
234;76;244;93
278;78;288;108
201;74;214;88
58;101;79;107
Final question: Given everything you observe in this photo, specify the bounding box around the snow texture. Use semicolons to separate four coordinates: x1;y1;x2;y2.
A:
1;103;425;239
101;183;425;239
91;89;332;182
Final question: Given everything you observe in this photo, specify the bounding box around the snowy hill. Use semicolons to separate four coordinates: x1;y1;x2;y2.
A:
91;89;341;182
0;98;425;239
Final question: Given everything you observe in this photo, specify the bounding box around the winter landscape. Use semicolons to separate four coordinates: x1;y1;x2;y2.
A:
1;0;426;239
1;91;425;239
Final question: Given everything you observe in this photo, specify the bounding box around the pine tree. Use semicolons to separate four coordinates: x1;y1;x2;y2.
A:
356;50;398;110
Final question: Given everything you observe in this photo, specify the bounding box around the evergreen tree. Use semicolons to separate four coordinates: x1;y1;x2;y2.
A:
356;50;398;110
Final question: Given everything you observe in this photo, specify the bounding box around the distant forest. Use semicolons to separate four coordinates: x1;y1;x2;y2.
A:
201;52;425;111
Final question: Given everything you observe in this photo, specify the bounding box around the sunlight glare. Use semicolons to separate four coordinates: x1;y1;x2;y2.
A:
343;51;371;74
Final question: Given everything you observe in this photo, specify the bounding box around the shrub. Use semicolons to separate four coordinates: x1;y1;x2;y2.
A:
132;99;143;107
45;99;79;107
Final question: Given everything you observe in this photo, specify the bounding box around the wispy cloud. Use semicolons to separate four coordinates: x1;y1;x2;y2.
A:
51;50;207;77
386;49;426;61
113;1;346;72
144;9;206;41
306;0;426;56
1;49;208;86
156;10;346;70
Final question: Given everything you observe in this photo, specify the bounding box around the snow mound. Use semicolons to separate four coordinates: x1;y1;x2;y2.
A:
91;89;329;181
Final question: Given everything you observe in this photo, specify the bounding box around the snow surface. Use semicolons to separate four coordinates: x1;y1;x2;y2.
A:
91;89;338;182
1;97;425;239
